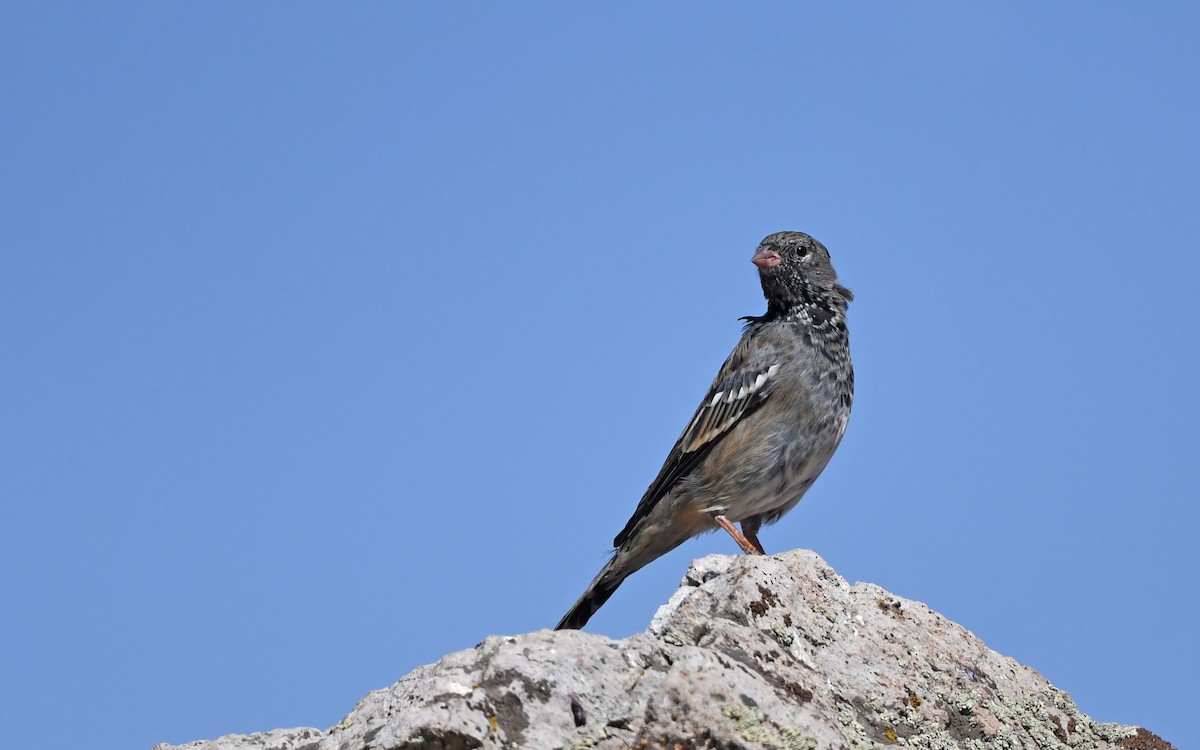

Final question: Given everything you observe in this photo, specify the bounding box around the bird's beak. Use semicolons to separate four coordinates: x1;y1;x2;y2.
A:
751;246;781;270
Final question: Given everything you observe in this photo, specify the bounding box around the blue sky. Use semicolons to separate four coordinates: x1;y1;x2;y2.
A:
2;4;1196;748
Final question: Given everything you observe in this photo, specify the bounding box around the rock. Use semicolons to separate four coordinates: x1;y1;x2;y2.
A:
152;550;1173;750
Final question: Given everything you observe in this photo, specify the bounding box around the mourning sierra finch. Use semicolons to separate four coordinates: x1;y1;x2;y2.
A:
556;231;853;630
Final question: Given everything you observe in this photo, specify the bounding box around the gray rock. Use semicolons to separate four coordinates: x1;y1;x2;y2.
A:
152;550;1173;750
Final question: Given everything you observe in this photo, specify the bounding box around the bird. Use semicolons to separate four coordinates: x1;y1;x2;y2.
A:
555;231;854;631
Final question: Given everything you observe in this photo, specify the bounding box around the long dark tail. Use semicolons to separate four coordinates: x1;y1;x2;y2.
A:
555;558;629;630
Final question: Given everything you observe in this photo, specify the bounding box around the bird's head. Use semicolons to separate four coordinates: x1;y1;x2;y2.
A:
752;231;852;313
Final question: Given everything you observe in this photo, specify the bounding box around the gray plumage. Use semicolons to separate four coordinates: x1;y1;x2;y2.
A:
555;231;853;631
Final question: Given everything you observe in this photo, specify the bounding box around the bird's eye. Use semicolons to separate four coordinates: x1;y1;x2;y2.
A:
796;246;810;258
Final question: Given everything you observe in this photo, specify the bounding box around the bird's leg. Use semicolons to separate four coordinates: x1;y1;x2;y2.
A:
740;518;767;555
713;514;764;555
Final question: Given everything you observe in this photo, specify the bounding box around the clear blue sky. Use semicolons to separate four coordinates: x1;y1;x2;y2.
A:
2;4;1196;749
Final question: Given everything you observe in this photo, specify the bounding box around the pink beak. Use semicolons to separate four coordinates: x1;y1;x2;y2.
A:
751;247;781;270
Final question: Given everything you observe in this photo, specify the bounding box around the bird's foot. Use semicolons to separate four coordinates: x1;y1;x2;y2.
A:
743;526;766;555
713;514;765;555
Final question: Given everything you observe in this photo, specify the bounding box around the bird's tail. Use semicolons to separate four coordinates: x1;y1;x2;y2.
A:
555;557;629;630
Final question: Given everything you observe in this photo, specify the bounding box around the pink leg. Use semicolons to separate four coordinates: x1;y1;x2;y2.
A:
713;514;764;555
741;517;766;554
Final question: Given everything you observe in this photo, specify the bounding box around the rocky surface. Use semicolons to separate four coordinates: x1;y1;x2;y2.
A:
153;550;1173;750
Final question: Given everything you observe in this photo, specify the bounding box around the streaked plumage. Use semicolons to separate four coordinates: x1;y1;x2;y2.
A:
556;231;853;631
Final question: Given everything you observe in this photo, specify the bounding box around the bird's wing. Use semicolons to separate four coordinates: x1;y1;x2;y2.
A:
613;328;784;548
